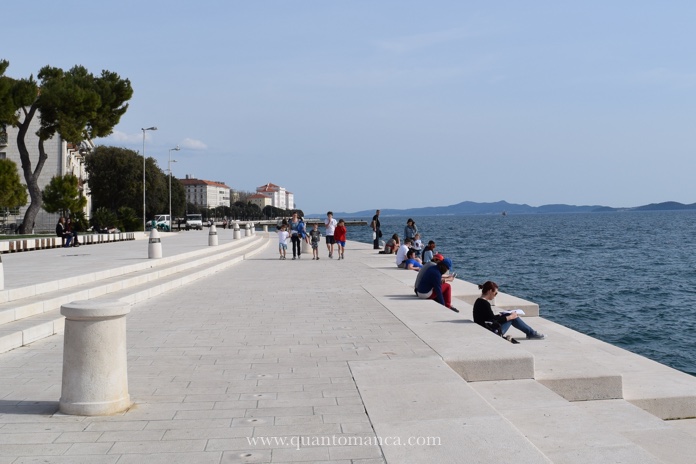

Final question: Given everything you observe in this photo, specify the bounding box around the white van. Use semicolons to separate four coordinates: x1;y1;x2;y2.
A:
185;213;203;230
153;214;171;229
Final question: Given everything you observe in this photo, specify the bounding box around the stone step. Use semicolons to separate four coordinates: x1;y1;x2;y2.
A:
350;358;552;463
0;235;270;354
472;379;696;464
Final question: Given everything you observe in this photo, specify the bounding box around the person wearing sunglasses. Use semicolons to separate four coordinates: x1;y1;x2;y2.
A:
473;281;545;342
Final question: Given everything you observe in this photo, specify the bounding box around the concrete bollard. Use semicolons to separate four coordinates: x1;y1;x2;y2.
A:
208;224;218;246
263;224;268;232
59;300;131;415
148;228;162;259
233;221;241;239
245;223;251;237
0;254;4;290
250;222;255;235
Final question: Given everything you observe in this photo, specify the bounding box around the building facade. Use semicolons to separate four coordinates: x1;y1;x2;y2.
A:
181;176;231;209
256;182;295;210
247;193;272;210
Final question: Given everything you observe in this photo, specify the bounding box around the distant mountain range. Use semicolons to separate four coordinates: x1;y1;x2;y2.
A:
322;200;696;218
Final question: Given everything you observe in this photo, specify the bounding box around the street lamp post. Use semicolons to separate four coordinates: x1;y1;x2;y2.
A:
168;146;180;231
141;126;158;232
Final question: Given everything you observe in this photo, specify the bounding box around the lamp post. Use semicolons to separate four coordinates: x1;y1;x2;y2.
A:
168;146;180;231
141;126;157;232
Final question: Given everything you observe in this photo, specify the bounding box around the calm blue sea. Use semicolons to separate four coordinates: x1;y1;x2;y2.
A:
349;211;696;376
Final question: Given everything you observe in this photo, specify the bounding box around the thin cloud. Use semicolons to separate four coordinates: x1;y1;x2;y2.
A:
98;130;143;144
180;138;208;150
376;27;481;54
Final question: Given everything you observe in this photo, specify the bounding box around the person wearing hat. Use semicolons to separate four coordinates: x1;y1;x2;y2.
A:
414;253;455;291
415;256;458;313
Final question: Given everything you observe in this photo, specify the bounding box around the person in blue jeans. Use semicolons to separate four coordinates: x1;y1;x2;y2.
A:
472;281;545;342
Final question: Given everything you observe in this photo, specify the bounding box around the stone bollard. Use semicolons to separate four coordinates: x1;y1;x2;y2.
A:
59;300;131;415
250;222;255;235
263;224;268;232
0;254;4;290
233;221;241;239
245;223;251;237
301;236;312;255
208;224;218;246
148;228;162;259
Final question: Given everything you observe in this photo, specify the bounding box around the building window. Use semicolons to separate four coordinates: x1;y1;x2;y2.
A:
0;152;6;159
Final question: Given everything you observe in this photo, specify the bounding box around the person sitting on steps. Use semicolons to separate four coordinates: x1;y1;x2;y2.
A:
473;281;545;343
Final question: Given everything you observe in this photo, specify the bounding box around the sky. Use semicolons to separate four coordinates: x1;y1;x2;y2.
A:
4;1;696;213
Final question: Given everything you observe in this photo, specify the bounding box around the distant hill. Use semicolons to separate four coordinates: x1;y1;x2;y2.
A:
318;201;696;218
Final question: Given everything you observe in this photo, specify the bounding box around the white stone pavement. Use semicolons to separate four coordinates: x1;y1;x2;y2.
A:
0;232;695;463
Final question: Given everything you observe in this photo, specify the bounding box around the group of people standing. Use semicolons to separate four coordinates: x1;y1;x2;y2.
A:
277;211;347;260
373;211;545;343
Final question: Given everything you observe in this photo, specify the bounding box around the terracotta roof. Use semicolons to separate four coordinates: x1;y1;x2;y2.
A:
180;178;231;189
256;182;282;192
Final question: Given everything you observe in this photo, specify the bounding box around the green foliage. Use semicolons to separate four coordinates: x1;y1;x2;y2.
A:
91;207;119;232
41;174;87;216
117;206;140;232
85;145;171;221
70;211;89;232
0;60;133;233
0;158;28;209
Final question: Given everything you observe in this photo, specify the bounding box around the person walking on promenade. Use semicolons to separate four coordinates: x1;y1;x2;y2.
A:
309;223;322;260
404;218;418;241
473;281;545;341
415;257;458;312
334;219;347;259
325;211;338;258
371;209;381;249
288;212;303;259
277;224;289;260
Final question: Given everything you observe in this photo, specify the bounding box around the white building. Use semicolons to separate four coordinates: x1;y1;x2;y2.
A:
256;182;295;210
180;176;231;209
1;120;91;232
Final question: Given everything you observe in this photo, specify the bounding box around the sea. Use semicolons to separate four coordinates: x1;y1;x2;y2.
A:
348;210;696;377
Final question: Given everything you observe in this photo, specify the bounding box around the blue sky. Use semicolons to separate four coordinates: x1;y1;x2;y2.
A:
4;1;695;213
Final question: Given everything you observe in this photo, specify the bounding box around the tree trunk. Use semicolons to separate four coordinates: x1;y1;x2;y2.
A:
17;105;48;234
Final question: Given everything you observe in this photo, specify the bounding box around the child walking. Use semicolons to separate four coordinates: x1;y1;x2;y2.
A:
334;219;347;260
278;224;289;260
309;223;322;260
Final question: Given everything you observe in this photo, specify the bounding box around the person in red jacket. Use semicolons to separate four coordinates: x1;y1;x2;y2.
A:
334;219;347;260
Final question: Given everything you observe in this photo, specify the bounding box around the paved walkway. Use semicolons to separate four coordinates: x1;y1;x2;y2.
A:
2;232;696;463
0;234;429;463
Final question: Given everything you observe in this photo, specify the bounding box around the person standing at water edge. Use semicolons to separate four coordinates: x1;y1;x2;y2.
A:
371;209;381;249
325;211;338;258
404;218;418;241
473;281;545;341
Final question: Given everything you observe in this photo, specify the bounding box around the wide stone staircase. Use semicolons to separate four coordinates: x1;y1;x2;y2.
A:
0;233;270;354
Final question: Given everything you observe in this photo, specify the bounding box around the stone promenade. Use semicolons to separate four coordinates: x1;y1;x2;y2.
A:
0;231;695;463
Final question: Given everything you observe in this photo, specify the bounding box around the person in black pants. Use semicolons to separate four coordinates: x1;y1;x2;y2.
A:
371;209;381;249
